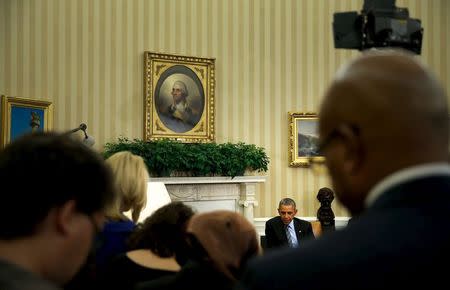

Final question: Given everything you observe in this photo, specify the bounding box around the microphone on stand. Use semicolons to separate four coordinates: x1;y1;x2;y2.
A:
67;123;95;147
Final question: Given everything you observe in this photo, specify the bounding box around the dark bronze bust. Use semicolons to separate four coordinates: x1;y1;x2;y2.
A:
316;187;336;232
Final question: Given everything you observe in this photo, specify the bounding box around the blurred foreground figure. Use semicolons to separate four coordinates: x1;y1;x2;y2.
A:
97;201;195;290
138;210;260;290
0;132;114;290
238;50;450;290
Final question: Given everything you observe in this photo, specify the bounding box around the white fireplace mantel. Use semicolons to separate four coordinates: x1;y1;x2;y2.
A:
150;176;267;222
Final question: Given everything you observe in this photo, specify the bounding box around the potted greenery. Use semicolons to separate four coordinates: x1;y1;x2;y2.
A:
103;138;270;178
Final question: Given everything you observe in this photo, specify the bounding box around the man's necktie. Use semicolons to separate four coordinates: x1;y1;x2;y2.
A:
285;224;296;248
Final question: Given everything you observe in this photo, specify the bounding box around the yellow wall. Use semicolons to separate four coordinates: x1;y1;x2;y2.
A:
1;0;449;217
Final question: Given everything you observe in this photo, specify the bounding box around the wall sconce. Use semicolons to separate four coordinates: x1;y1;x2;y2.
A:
68;123;95;147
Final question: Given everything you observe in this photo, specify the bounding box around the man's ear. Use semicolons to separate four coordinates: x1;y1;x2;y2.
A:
54;200;78;236
338;124;364;175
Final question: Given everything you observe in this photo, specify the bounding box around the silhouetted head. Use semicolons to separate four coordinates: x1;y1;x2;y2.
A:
318;49;448;215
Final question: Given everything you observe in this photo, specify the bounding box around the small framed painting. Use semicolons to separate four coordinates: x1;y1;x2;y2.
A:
288;112;324;167
1;95;53;147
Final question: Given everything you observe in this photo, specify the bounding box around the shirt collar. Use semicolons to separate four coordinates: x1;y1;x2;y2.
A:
287;220;294;229
365;162;450;208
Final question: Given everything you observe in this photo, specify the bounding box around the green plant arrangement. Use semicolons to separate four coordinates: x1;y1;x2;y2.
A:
103;138;270;178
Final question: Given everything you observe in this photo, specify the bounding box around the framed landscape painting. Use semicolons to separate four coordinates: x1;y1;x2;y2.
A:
1;95;53;147
288;112;324;167
144;51;215;143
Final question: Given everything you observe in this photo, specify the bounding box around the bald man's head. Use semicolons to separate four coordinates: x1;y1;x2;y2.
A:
318;50;449;214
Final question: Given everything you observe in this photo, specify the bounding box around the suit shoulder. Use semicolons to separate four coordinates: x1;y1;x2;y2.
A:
294;217;312;225
265;216;281;225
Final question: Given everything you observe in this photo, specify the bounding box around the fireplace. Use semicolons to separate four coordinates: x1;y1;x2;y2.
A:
150;176;267;222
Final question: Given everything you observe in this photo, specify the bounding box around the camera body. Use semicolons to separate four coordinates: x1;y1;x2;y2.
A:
333;0;423;54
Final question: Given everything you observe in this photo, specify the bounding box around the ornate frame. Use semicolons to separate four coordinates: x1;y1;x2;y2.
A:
1;95;53;147
144;52;215;143
288;112;324;167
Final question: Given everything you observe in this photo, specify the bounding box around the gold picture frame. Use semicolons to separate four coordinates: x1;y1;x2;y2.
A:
1;95;54;147
288;112;324;167
144;51;215;143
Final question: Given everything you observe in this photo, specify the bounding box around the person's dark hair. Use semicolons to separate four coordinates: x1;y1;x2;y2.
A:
278;198;296;209
127;201;195;257
0;132;115;239
183;233;210;262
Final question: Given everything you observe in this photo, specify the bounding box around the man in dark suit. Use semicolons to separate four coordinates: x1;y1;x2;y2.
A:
264;198;314;250
238;50;450;290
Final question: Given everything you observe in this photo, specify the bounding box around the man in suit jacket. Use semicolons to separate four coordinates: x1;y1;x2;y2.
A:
264;198;314;250
238;50;450;290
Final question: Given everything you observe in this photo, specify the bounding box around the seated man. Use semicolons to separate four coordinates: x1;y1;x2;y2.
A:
0;132;115;290
264;198;314;250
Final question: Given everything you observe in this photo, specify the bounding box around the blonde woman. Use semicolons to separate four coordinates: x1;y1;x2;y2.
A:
96;151;149;269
